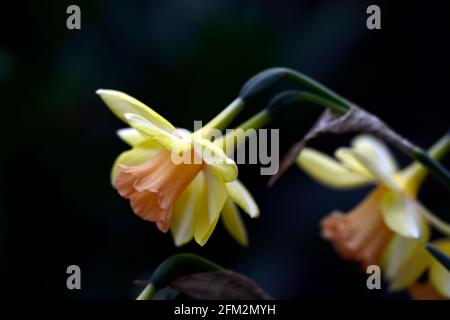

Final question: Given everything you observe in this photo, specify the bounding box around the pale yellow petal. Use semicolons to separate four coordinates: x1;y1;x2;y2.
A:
297;148;373;189
221;199;248;246
429;240;450;298
194;167;228;246
96;89;175;132
335;148;374;177
351;135;399;176
171;173;205;247
225;180;259;218
337;148;399;190
116;128;148;146
381;222;431;291
125;113;192;153
381;191;423;239
193;137;238;183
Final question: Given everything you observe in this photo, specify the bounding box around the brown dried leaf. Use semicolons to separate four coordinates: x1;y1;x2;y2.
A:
170;270;273;300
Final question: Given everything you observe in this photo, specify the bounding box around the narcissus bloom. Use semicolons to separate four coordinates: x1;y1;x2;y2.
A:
297;134;450;298
98;90;259;246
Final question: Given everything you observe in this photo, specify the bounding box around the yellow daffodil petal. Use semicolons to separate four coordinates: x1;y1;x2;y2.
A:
335;148;374;177
429;240;450;298
297;148;374;189
381;191;422;239
337;148;399;190
193;137;238;183
221;199;249;246
125;113;192;153
116;128;148;147
351;135;399;176
171;173;205;247
111;145;159;185
194;167;228;246
96;89;176;132
384;238;430;291
225;180;259;218
381;222;431;291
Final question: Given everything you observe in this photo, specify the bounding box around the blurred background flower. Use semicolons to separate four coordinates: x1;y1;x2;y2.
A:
1;0;449;299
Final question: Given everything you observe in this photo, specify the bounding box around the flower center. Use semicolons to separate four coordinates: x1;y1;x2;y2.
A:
320;187;393;268
114;149;203;232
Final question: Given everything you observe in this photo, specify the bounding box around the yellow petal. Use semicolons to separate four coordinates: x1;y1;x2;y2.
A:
193;137;238;183
221;199;249;246
381;191;422;239
194;167;228;246
111;145;159;185
225;180;259;218
297;148;373;189
335;148;374;177
351;135;399;176
337;148;399;190
125;113;192;153
171;173;205;246
116;128;148;146
96;89;175;132
381;223;431;291
429;240;450;298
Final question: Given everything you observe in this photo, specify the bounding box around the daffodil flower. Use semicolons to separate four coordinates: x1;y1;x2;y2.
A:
98;90;259;247
296;134;450;297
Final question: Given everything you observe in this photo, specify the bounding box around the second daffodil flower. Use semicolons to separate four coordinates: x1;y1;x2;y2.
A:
98;90;259;247
297;134;450;298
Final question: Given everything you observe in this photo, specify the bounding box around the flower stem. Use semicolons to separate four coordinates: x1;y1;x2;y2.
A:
215;109;271;153
198;97;245;135
267;90;348;116
413;144;450;192
136;283;156;300
402;132;450;188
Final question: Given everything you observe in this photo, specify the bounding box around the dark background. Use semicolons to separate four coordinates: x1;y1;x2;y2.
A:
1;0;449;299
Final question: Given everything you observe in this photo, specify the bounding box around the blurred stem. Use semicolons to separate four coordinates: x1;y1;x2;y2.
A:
403;132;450;188
136;283;156;300
413;144;450;192
427;244;450;271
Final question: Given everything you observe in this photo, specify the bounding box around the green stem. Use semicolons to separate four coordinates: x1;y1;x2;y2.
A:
239;67;352;110
197;98;245;135
402;133;450;187
413;145;450;192
268;90;348;115
136;283;156;300
284;69;353;109
215;109;271;153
